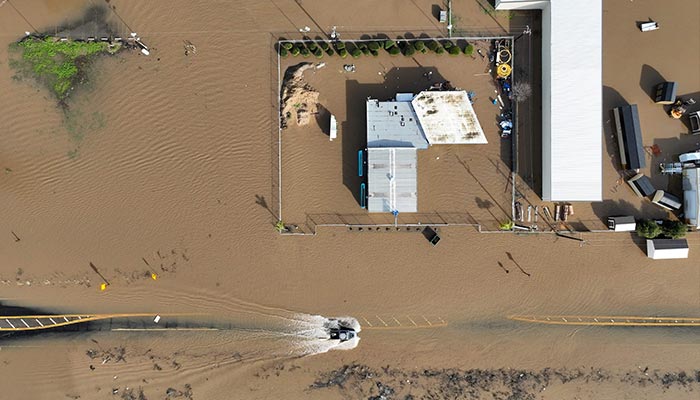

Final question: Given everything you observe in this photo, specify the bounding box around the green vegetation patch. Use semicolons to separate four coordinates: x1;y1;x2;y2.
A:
12;37;114;100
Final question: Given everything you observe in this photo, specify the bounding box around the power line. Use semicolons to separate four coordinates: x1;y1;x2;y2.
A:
6;0;38;33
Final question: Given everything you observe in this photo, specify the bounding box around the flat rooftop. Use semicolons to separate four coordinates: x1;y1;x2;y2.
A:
366;99;428;149
367;148;418;213
411;91;488;145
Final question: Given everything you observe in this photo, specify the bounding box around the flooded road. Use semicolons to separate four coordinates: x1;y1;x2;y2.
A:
0;0;699;399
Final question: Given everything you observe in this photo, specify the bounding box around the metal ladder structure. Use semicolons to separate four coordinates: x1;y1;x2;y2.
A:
509;315;700;327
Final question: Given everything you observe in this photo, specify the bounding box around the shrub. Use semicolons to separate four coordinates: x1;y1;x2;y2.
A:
370;49;379;57
282;42;294;50
403;45;415;56
358;42;368;50
426;40;439;51
338;48;348;58
368;41;380;51
435;46;445;55
313;48;323;58
448;46;460;55
636;220;661;239
361;47;370;55
464;44;474;56
413;41;425;52
279;47;288;57
384;39;396;49
442;40;453;49
290;45;300;56
351;48;362;58
319;41;330;51
335;41;346;50
307;42;317;51
300;46;310;57
326;48;335;56
14;37;110;100
662;220;687;239
388;46;401;55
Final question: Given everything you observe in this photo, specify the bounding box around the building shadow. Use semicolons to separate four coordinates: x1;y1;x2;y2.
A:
315;104;331;136
431;4;442;21
639;64;666;102
343;67;449;205
591;198;668;224
602;86;630;173
511;11;542;198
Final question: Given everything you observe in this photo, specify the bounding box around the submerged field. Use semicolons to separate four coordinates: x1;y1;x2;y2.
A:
0;1;699;399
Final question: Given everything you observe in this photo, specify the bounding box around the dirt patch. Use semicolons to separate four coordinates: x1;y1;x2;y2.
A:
280;62;319;128
310;364;700;400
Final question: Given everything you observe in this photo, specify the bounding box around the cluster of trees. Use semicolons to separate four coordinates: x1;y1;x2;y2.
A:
636;219;687;239
279;39;475;59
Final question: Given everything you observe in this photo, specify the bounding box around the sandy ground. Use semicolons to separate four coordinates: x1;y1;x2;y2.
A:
0;1;699;399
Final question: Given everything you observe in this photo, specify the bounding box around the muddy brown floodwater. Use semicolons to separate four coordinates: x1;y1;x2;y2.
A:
0;1;699;399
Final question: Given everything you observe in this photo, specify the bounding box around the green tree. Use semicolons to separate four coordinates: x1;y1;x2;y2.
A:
338;48;348;58
282;42;294;50
335;41;346;50
662;220;687;239
279;46;288;57
290;45;301;56
388;46;401;55
426;40;439;51
636;220;662;239
413;41;425;52
368;41;380;51
350;48;362;58
384;39;396;49
448;46;460;55
403;45;416;56
464;44;475;56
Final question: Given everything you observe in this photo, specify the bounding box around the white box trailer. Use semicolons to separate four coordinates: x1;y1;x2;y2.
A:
646;239;689;260
607;216;636;232
329;115;337;141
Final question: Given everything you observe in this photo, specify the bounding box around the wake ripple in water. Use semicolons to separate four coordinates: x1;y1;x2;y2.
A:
286;314;362;355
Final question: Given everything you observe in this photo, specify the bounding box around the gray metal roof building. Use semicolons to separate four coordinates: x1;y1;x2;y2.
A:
367;148;418;212
366;99;428;149
364;92;486;213
612;105;645;170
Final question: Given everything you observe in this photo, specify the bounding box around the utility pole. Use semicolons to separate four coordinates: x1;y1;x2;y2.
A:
447;0;453;38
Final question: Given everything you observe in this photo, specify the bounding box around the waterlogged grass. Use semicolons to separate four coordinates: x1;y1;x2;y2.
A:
12;37;115;100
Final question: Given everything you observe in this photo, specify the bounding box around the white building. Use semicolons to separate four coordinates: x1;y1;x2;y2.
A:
646;239;689;260
496;0;603;202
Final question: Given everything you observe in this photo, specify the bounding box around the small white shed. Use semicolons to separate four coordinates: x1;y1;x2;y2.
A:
607;216;636;232
646;239;689;260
